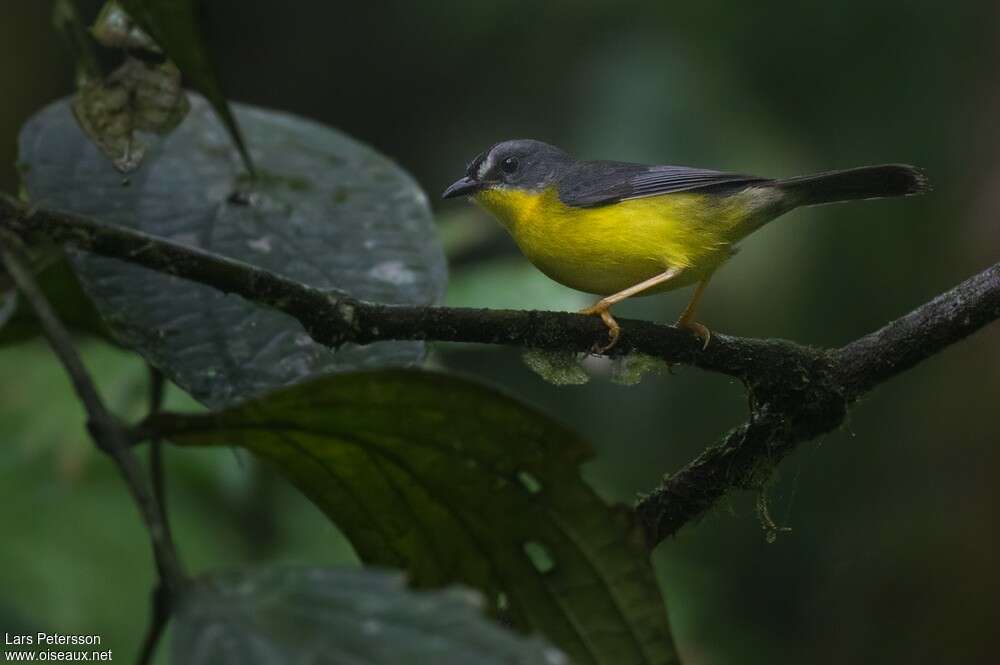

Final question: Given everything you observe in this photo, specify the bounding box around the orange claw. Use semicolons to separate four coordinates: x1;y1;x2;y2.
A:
579;302;621;354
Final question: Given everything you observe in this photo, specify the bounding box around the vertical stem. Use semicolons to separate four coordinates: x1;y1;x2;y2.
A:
135;583;170;665
147;365;172;552
0;235;185;648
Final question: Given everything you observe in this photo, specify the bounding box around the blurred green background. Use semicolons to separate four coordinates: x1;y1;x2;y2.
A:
2;1;999;663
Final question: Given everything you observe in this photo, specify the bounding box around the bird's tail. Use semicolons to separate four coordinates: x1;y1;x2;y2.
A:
774;164;930;207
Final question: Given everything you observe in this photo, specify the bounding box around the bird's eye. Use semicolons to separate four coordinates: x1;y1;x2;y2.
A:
500;156;519;174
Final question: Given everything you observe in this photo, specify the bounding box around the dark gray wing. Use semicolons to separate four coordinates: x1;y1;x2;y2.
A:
557;160;771;208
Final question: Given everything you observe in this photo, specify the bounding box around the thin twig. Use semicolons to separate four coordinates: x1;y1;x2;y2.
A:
0;233;185;629
147;365;172;562
138;365;174;665
135;583;170;665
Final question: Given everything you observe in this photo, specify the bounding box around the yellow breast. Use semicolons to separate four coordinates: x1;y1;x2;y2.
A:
473;186;751;296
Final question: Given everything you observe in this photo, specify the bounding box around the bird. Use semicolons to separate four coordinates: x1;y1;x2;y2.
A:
442;139;929;352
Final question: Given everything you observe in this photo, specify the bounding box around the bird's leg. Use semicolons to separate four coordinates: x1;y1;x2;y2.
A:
578;267;683;353
675;274;713;349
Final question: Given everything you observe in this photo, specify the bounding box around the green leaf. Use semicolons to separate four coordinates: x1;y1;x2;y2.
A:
150;370;679;665
172;566;568;665
115;0;254;173
19;97;446;407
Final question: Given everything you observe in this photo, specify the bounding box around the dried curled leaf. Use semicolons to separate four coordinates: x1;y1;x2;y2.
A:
118;0;254;173
71;57;190;172
91;0;160;51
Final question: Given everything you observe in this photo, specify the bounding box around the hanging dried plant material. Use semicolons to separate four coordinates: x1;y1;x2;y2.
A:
71;57;190;173
90;0;160;52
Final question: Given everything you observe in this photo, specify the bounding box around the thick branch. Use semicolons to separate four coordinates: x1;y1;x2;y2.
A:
834;262;1000;398
3;196;998;549
0;196;814;380
636;262;1000;544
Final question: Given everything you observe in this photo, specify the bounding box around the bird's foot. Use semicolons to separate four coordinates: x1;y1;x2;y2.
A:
578;301;621;354
676;318;711;350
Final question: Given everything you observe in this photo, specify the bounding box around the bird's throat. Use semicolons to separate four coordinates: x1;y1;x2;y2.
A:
472;186;549;233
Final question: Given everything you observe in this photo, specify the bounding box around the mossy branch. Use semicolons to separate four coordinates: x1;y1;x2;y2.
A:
3;194;998;549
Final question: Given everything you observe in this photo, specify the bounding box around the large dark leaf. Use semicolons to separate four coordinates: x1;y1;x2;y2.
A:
149;370;679;665
172;566;568;665
19;96;446;407
116;0;253;172
0;258;109;345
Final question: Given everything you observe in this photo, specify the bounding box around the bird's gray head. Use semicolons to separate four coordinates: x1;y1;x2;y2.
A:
442;139;572;199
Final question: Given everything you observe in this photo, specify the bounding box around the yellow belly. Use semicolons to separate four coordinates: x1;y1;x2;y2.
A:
473;186;758;296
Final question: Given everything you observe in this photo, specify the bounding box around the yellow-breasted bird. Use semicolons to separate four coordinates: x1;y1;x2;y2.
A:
442;139;929;351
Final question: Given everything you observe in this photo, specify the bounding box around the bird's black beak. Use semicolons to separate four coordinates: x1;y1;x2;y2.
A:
441;176;483;200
